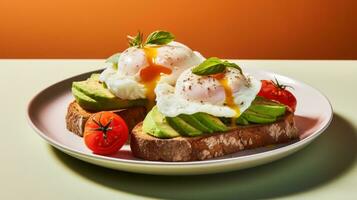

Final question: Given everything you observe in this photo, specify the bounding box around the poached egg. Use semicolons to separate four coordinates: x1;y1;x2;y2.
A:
100;41;205;108
155;66;261;121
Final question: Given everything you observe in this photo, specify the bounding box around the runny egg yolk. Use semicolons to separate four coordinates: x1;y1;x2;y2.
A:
215;73;240;126
140;47;172;109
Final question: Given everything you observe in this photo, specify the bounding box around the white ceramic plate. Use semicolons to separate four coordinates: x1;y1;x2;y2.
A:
27;68;332;175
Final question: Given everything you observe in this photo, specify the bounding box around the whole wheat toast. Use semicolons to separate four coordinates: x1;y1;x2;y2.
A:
130;112;298;161
66;101;146;136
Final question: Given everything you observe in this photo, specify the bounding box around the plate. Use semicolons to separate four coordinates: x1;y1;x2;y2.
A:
27;68;333;175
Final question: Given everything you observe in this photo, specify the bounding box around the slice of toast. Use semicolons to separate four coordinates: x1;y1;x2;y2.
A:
66;101;146;137
130;112;298;161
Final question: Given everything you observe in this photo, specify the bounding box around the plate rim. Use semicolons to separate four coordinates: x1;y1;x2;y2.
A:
27;68;333;167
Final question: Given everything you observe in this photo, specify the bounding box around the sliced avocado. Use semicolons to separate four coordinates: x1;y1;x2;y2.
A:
242;110;277;124
72;87;102;111
253;96;283;106
249;104;286;117
218;117;231;126
178;114;213;133
73;85;146;111
166;117;202;136
72;74;147;111
236;115;250;125
248;96;286;117
193;113;228;132
88;73;100;81
233;96;286;125
142;109;166;138
143;106;180;138
73;87;133;111
72;80;117;102
88;73;108;88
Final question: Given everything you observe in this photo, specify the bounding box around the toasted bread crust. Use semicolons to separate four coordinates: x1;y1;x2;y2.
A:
130;112;298;161
66;101;146;137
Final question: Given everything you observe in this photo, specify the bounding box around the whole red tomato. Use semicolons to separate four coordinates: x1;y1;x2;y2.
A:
257;78;297;112
84;111;128;155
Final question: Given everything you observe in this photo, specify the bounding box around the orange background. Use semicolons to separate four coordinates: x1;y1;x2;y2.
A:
1;0;357;59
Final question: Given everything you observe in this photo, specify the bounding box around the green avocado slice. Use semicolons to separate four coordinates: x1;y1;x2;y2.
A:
236;115;250;125
253;96;283;106
242;110;277;124
143;109;169;138
72;87;102;111
166;117;202;136
248;104;286;117
72;73;147;111
248;96;286;117
143;107;180;138
178;114;213;133
193;113;228;132
72;77;117;102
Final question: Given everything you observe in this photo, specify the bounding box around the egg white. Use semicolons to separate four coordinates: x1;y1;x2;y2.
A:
155;67;262;117
99;42;205;100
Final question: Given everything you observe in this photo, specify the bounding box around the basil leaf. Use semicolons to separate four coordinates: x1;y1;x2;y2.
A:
105;52;121;70
192;57;243;76
192;57;227;75
223;61;242;74
128;31;143;47
145;30;175;45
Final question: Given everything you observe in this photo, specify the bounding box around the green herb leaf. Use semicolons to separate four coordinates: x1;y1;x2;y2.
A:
105;52;121;70
192;57;226;75
223;61;242;74
145;30;175;45
192;57;243;76
128;31;144;47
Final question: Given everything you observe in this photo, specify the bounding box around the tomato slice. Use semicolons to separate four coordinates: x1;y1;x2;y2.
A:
84;111;128;155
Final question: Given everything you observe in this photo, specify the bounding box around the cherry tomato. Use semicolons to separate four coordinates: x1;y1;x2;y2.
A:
84;111;128;155
257;78;297;112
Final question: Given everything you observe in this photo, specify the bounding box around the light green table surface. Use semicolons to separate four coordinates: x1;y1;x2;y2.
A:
1;60;356;200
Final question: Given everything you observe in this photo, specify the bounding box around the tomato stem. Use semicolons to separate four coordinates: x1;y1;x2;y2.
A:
91;113;113;140
273;77;294;90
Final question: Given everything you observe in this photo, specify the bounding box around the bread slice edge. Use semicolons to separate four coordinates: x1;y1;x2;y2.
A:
130;112;298;161
65;101;146;137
